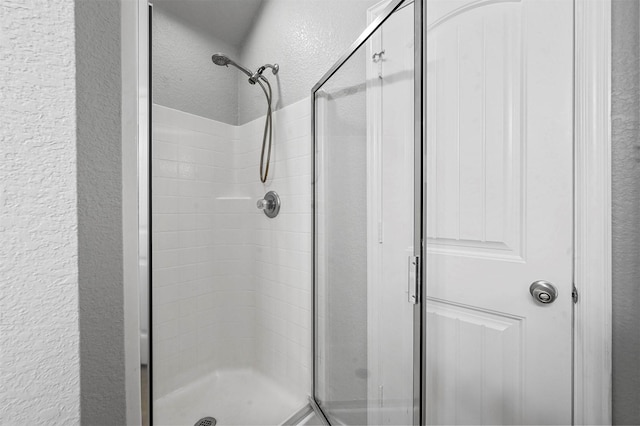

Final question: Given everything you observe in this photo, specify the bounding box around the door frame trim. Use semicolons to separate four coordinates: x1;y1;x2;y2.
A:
574;1;612;424
121;0;150;424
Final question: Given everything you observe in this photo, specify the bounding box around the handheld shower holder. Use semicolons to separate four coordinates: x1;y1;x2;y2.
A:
249;63;279;84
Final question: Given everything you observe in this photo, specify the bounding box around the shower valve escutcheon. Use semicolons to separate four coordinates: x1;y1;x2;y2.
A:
257;191;280;218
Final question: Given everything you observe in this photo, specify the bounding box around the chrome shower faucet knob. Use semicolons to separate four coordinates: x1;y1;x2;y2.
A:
256;199;271;210
257;191;280;218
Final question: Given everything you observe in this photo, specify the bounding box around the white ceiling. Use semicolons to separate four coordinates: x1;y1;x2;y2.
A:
154;0;265;48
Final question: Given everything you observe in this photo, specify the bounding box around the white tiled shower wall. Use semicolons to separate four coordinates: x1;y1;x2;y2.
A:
151;99;312;399
151;107;255;397
237;99;313;397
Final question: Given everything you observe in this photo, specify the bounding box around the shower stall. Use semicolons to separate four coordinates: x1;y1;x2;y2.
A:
148;25;313;425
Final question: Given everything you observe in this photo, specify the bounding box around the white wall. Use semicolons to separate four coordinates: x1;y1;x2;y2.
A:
152;6;240;124
237;98;313;397
0;0;80;423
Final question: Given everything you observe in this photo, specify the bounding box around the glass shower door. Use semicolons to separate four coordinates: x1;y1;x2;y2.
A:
312;0;422;424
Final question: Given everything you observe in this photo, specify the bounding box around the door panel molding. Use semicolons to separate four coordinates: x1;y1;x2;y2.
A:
426;297;525;425
425;0;525;262
574;1;612;424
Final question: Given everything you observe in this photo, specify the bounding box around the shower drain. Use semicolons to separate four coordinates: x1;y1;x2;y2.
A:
194;417;217;426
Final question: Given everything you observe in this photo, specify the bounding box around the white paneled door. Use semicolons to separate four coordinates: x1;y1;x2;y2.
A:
425;0;574;424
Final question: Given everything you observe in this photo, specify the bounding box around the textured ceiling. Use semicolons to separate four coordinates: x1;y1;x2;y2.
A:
153;0;264;48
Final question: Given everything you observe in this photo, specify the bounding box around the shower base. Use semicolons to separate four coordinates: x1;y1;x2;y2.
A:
154;368;304;426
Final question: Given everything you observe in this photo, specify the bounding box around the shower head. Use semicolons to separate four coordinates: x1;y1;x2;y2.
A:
211;53;255;81
211;53;231;66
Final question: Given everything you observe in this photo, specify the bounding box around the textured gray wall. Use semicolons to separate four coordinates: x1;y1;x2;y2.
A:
238;0;378;124
611;1;640;424
0;0;81;423
152;5;240;124
75;0;126;424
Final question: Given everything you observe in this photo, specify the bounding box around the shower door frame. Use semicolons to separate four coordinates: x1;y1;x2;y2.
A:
310;0;425;424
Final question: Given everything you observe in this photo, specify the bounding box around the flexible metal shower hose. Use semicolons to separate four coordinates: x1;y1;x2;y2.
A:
256;77;273;183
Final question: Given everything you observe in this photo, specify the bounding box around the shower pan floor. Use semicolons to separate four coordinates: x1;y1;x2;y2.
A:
154;368;304;426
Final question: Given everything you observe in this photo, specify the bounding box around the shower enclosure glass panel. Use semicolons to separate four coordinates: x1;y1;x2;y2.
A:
313;0;420;424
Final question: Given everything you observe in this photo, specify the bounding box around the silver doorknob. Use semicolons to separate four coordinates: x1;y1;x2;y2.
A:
529;280;558;304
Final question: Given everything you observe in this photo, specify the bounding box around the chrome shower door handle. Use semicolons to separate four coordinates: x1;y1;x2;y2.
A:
408;256;420;304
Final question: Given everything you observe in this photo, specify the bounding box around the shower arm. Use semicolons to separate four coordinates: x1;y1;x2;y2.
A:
224;61;253;79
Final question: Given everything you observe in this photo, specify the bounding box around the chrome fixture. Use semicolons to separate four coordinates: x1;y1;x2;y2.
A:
211;53;254;79
250;63;279;84
529;280;558;304
257;191;281;218
211;53;279;182
372;49;385;62
407;256;420;304
194;417;216;426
